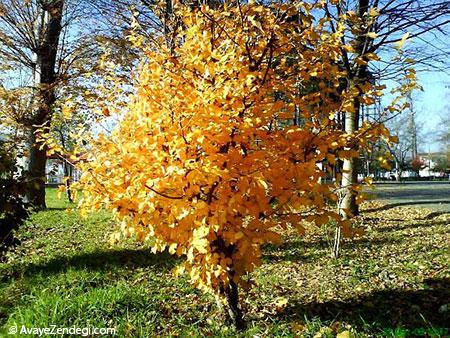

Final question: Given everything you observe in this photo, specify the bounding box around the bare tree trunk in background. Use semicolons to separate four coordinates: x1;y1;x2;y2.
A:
395;160;401;181
409;109;418;160
24;0;64;209
63;161;73;203
24;127;47;208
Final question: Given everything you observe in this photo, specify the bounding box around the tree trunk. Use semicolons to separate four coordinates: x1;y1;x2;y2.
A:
339;107;360;219
222;279;245;331
24;127;48;208
333;224;341;259
335;106;359;258
63;161;73;203
338;0;370;220
214;235;245;330
24;0;64;209
395;161;401;181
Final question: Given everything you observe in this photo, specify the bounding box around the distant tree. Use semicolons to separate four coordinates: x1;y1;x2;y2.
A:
411;156;425;176
0;0;66;208
385;108;423;180
433;90;450;173
436;109;450;154
0;0;102;209
432;156;449;174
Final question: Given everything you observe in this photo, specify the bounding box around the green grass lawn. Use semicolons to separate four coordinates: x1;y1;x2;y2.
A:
0;189;449;337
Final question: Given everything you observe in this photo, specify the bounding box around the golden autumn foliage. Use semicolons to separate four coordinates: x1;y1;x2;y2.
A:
75;3;399;298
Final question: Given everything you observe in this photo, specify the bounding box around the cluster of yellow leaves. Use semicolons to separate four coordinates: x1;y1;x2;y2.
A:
75;3;397;295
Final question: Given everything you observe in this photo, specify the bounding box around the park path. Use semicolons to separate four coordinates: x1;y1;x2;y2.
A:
366;182;450;213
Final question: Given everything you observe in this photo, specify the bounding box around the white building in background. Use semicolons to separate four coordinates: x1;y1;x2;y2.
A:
418;152;449;178
46;154;82;186
373;152;449;181
2;130;81;185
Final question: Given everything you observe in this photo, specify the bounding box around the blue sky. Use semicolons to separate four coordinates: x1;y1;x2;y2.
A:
378;25;449;153
413;71;449;152
381;70;448;153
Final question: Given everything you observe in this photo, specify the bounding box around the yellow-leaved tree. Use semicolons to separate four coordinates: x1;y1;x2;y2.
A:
75;3;398;328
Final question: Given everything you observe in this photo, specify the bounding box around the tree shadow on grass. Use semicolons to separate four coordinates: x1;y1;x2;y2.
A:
423;211;450;220
45;207;73;211
348;237;402;246
280;278;450;332
263;237;402;263
263;239;329;263
364;200;450;213
2;248;178;281
375;220;450;234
